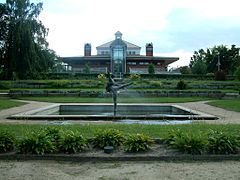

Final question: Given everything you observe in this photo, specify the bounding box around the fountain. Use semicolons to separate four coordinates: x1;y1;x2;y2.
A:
8;73;218;124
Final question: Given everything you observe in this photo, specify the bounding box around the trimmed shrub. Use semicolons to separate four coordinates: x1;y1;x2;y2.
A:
18;131;54;155
59;131;88;154
92;129;125;149
124;134;153;152
0;131;16;153
207;130;239;154
176;80;187;90
234;67;240;81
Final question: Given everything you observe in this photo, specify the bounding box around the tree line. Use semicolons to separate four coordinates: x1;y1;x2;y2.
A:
180;45;240;77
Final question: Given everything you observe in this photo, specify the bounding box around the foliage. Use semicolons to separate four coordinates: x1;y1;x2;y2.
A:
97;73;107;82
176;80;187;90
164;129;184;146
83;62;90;74
148;63;155;74
148;80;162;88
180;66;191;74
234;67;240;81
18;131;54;155
168;132;207;155
129;74;141;81
42;127;63;150
190;45;240;75
0;131;16;153
59;131;88;154
207;130;239;154
0;0;59;79
92;129;125;149
124;134;153;152
215;71;226;81
191;60;207;75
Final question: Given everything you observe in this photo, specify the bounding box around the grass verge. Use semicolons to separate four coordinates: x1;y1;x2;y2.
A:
207;100;240;112
0;123;239;139
0;98;26;110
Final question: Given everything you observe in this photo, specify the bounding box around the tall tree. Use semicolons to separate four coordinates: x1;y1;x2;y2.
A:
190;45;240;75
0;0;56;79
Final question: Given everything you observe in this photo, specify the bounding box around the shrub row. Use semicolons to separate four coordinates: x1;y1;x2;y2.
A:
164;129;240;155
1;128;239;155
0;128;153;154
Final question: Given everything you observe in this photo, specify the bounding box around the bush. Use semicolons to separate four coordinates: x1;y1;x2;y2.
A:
129;74;141;81
207;130;239;154
18;131;54;155
59;131;88;154
167;131;207;154
234;67;240;81
149;80;162;88
164;129;184;146
176;80;187;90
0;131;16;153
124;134;153;152
215;71;226;81
42;127;63;151
92;129;125;149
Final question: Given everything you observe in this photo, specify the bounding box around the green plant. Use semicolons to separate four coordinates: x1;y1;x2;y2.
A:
168;131;207;154
92;129;125;149
148;80;162;88
124;134;153;152
148;63;155;74
207;130;239;154
42;127;63;150
234;67;240;81
164;129;184;146
59;131;88;154
0;131;16;153
18;131;54;155
129;74;141;81
176;80;187;90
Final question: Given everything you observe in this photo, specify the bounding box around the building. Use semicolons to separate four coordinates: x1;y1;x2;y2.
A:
62;31;179;75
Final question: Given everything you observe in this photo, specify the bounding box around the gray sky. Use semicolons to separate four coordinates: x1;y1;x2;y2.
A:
3;0;240;68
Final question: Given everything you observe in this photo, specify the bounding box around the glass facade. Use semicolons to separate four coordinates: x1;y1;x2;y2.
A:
110;33;127;76
112;46;124;74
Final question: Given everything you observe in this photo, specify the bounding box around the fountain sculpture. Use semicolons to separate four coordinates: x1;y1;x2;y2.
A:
106;72;132;116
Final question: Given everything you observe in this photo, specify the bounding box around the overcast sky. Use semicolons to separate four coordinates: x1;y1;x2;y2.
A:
3;0;240;68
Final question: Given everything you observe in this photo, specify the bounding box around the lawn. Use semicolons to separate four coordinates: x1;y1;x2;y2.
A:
207;99;240;112
0;98;26;110
17;96;210;103
0;123;239;139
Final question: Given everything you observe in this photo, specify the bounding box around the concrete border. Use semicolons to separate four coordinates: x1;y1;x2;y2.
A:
0;153;239;162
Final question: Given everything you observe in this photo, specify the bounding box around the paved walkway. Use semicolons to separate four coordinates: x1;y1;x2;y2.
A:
0;100;239;124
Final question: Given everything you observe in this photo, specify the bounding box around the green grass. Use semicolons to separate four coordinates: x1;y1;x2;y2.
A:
17;96;210;103
0;123;239;139
207;100;240;112
0;98;26;110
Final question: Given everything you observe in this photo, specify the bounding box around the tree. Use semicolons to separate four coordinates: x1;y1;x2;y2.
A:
180;66;191;74
190;45;240;75
0;0;57;79
83;62;90;74
148;63;155;74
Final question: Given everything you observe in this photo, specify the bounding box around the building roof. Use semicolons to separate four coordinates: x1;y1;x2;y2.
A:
96;40;141;50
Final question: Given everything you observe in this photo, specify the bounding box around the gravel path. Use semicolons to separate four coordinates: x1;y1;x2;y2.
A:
0;160;240;180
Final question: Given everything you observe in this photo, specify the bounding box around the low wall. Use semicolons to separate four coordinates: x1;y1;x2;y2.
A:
9;90;225;98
